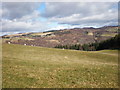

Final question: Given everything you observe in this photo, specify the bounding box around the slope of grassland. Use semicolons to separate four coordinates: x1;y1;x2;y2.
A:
2;44;118;88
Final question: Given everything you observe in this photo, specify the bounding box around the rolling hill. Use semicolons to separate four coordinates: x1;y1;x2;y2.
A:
2;43;118;88
2;26;118;48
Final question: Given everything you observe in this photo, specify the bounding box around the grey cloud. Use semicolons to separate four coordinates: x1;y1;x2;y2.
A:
1;18;56;36
42;2;118;26
41;2;82;18
1;2;118;36
2;2;40;19
1;2;52;35
41;2;116;18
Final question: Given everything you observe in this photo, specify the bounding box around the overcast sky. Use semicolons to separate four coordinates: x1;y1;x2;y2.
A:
1;2;118;36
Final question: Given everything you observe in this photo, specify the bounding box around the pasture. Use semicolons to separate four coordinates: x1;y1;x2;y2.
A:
2;44;118;88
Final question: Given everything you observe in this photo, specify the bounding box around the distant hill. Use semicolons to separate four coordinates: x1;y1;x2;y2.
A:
2;26;118;48
55;34;120;51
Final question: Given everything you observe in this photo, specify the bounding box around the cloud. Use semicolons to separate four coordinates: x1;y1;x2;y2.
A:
1;2;118;36
49;10;117;25
2;18;50;33
1;2;49;35
2;2;40;20
41;2;118;26
41;2;116;17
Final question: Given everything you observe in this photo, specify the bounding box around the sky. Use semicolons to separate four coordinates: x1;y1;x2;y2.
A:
0;2;118;36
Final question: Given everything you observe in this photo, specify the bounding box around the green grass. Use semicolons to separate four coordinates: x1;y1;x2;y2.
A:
2;44;118;88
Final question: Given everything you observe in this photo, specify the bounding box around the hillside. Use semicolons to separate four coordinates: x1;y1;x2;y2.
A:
2;26;118;48
2;44;118;88
55;34;120;51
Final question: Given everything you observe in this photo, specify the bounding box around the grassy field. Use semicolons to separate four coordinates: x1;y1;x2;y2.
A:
2;44;118;88
101;33;117;37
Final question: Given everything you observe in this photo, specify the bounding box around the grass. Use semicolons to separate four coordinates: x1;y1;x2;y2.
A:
106;27;118;32
31;32;53;36
2;37;34;43
13;37;34;41
2;44;118;88
101;33;117;37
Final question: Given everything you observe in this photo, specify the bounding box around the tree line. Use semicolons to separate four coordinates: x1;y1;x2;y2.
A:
55;34;120;51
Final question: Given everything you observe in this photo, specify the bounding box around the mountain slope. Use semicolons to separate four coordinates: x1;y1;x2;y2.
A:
2;26;118;48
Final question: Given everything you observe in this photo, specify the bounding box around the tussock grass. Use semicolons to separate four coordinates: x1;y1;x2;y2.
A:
2;44;118;88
